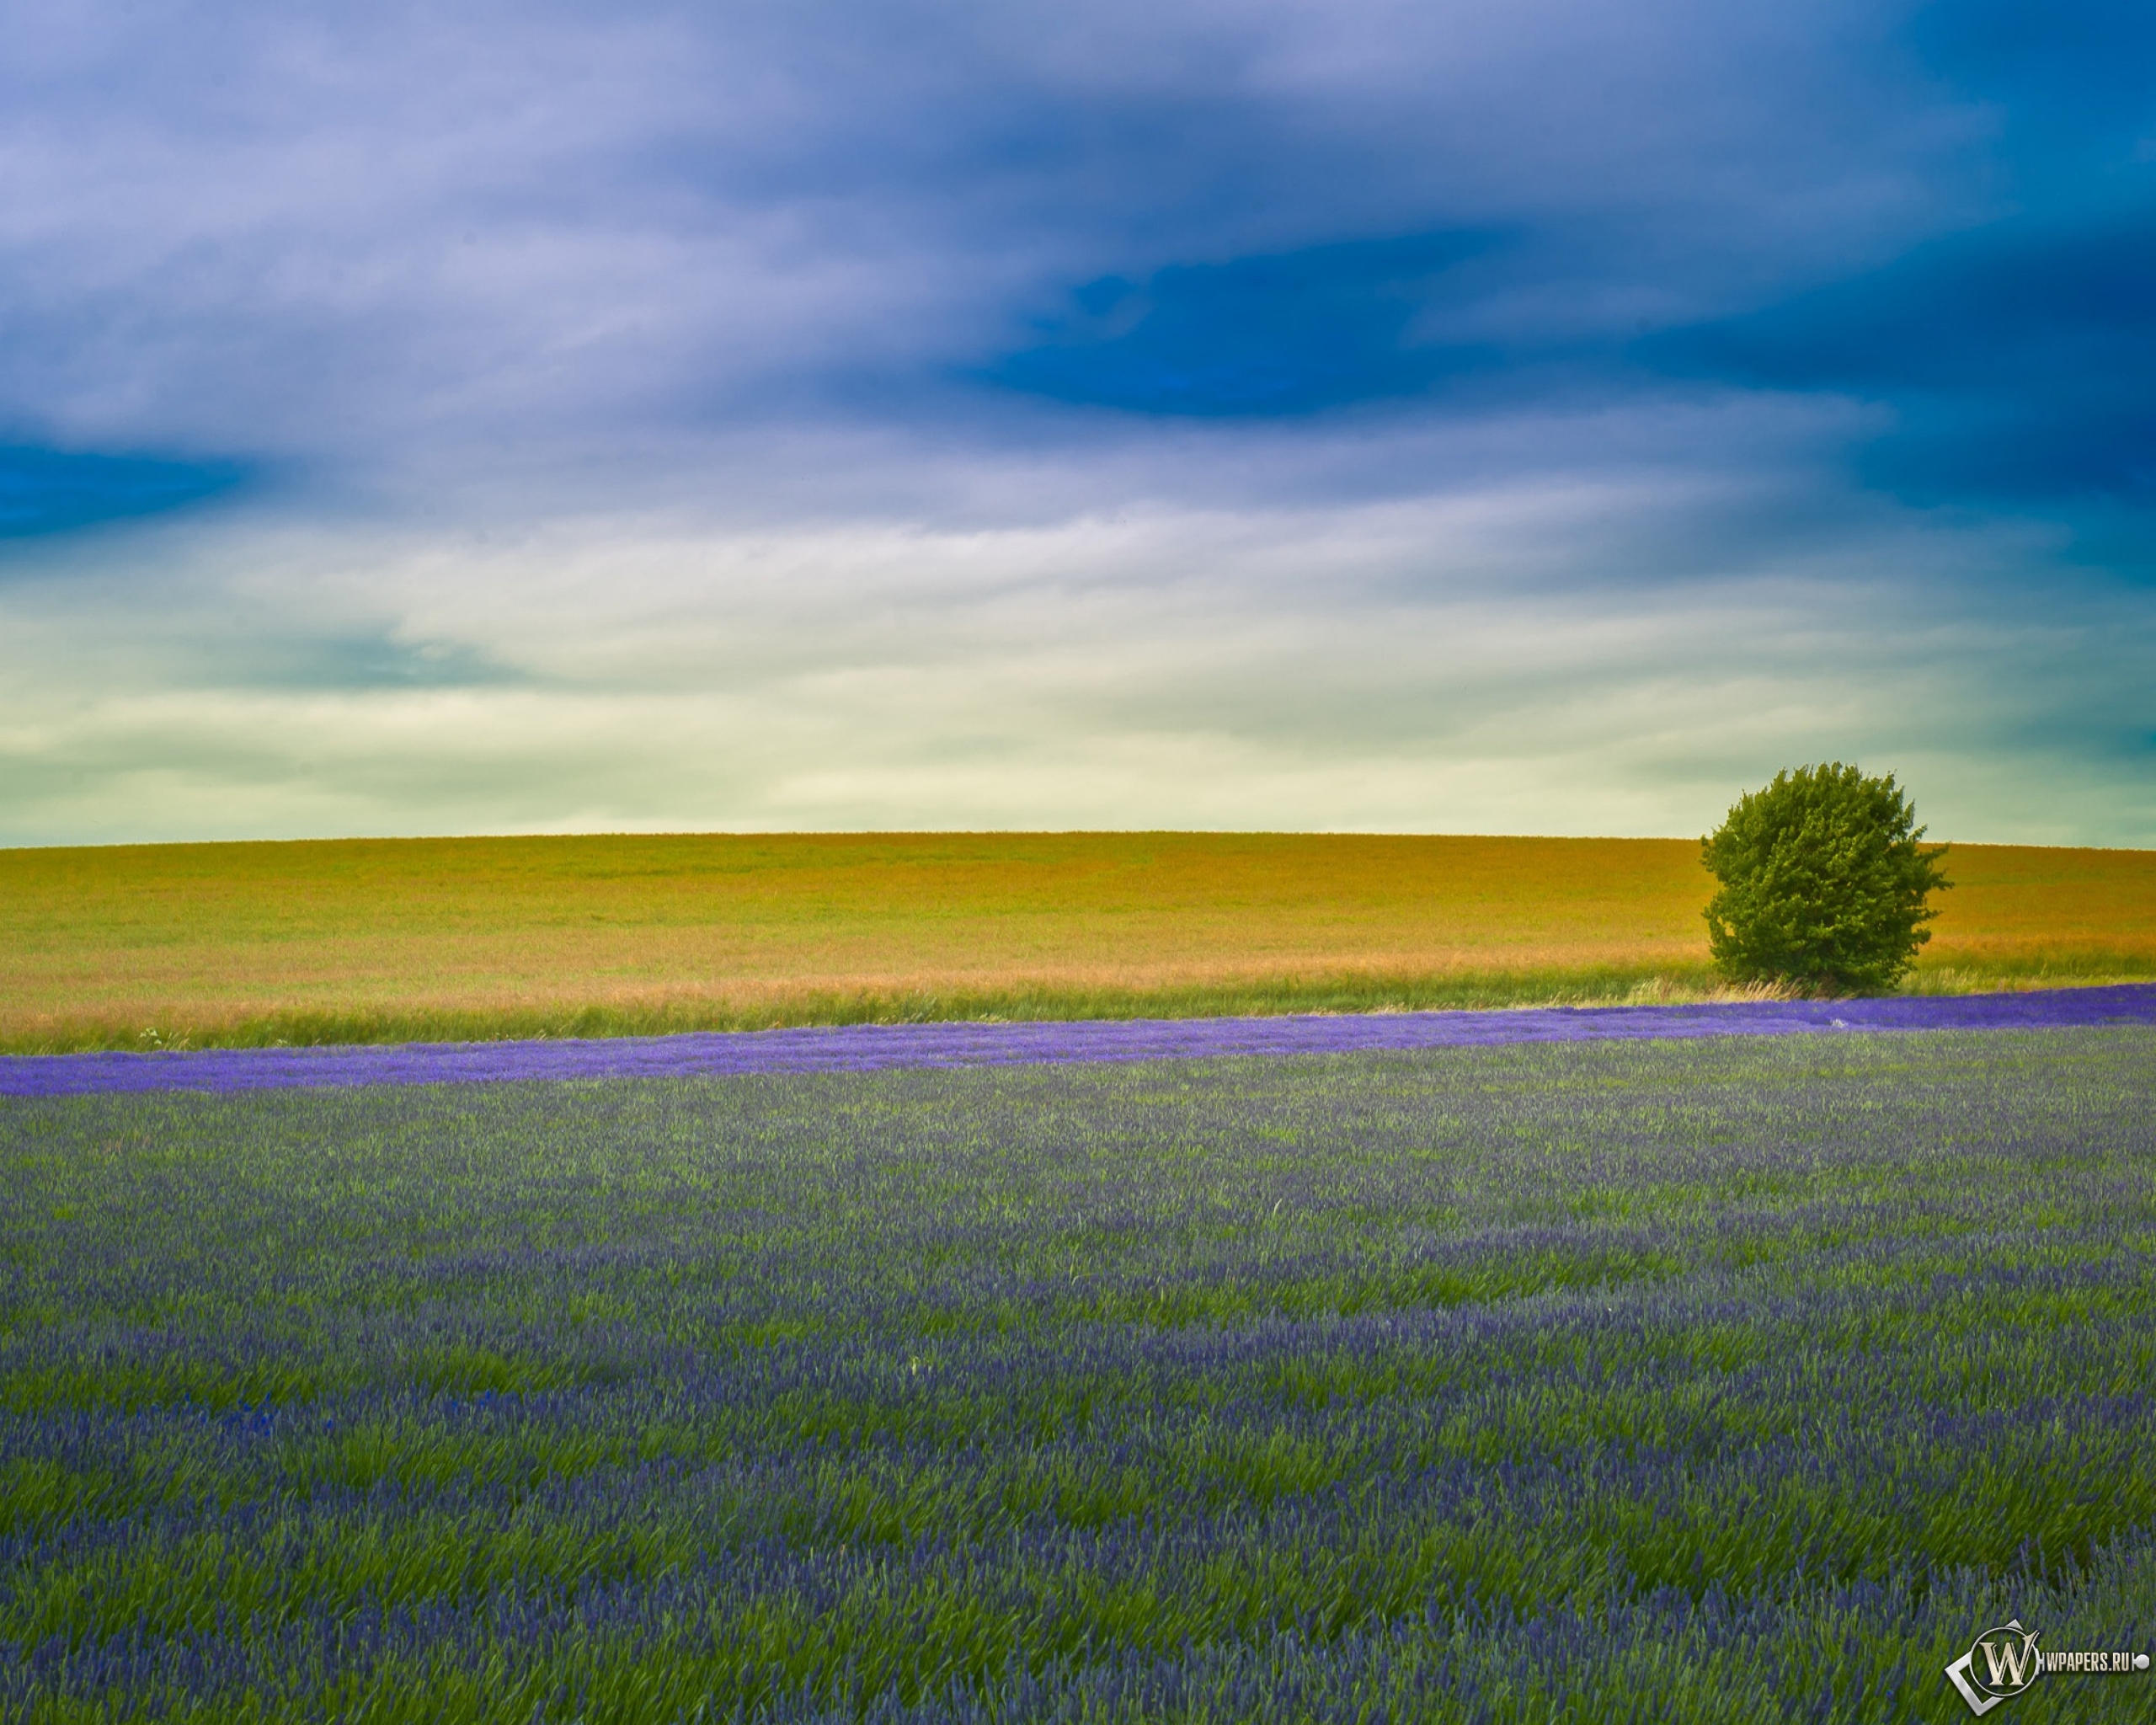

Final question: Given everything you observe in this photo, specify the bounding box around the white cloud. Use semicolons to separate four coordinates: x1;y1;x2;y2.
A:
3;452;2146;845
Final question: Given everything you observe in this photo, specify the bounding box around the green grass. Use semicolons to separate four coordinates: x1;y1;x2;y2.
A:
3;1028;2153;1719
25;963;1748;1054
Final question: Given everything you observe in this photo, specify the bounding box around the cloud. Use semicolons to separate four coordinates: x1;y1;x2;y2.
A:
3;467;2147;846
1644;207;2156;515
985;233;1514;416
0;0;2148;844
0;0;1960;478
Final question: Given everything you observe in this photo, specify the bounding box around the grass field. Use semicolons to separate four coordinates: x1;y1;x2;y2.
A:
3;1028;2151;1721
4;833;2153;1054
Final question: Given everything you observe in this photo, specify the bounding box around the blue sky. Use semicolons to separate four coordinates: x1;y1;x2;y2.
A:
0;0;2149;844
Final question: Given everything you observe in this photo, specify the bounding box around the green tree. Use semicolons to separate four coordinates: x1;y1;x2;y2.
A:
1700;763;1951;993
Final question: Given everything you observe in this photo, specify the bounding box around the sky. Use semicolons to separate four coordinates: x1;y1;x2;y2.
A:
1;0;2151;846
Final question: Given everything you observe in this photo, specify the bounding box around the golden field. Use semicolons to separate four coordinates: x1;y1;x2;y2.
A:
3;831;2151;1052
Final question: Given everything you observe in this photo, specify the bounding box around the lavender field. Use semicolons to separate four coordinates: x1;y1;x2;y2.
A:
4;1026;2153;1722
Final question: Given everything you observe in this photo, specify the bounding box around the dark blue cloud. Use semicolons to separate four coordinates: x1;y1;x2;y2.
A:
0;447;248;539
1912;0;2156;147
985;233;1511;416
1617;1;2156;529
1642;208;2156;508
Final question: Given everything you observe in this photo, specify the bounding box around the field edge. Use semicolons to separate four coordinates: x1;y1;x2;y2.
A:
10;956;2155;1055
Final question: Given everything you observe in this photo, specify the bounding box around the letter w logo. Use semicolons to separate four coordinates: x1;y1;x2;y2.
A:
1980;1632;2037;1690
1945;1621;2042;1715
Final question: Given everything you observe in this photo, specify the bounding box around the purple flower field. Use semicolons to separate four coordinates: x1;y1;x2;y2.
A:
3;1020;2153;1720
4;981;2152;1096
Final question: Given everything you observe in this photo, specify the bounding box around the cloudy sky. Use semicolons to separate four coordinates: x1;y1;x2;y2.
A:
2;0;2150;846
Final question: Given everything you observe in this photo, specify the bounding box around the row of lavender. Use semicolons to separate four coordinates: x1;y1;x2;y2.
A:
6;981;2154;1096
3;1028;2153;1719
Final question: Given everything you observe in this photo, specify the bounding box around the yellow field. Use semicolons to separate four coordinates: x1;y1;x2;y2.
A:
3;832;2152;1052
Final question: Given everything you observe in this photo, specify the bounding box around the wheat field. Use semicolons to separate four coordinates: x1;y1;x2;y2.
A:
3;831;2151;1052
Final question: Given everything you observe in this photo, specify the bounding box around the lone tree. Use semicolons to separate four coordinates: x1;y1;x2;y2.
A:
1700;763;1951;994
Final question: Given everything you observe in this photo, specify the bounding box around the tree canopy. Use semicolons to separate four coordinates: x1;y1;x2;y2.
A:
1700;764;1951;993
